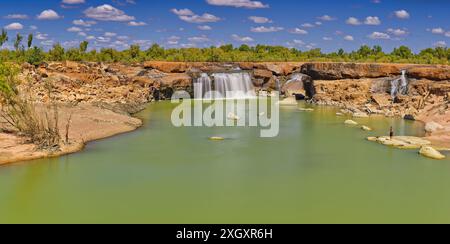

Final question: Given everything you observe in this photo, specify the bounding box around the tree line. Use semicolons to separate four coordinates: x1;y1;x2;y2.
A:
0;29;449;65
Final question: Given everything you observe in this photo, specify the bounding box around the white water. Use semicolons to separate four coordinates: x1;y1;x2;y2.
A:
194;73;213;99
285;73;308;86
391;70;408;98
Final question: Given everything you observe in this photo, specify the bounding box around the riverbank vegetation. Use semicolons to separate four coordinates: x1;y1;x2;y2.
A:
0;30;449;65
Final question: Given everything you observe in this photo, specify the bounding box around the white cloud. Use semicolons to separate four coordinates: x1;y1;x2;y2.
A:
97;36;111;43
86;35;96;40
179;13;221;23
231;34;254;42
84;4;135;21
317;15;335;21
188;35;210;42
289;28;308;34
323;37;333;41
198;25;212;30
67;26;82;32
251;26;284;33
446;32;450;37
128;21;147;26
434;41;446;47
104;32;117;37
431;27;445;34
344;35;354;41
78;32;87;36
171;8;194;16
36;33;48;40
346;17;361;25
248;16;272;24
4;22;23;30
41;40;54;46
206;0;269;9
368;31;390;39
387;28;408;36
364;16;381;25
301;23;315;28
293;40;305;45
167;36;180;45
73;19;96;27
117;35;129;40
4;14;28;19
315;21;322;26
394;10;410;19
30;25;38;30
62;0;85;4
37;9;61;20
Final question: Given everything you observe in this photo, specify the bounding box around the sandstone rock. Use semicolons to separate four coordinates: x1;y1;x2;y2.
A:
425;121;444;133
408;66;450;81
419;146;446;160
278;97;298;106
345;120;358;125
143;61;189;73
209;137;225;141
361;126;372;131
253;69;273;80
298;108;314;112
371;94;391;107
353;112;369;118
227;112;240;121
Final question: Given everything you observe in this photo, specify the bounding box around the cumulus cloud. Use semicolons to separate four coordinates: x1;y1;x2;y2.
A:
446;32;450;37
198;25;212;30
368;31;390;39
206;0;269;9
171;8;194;16
37;9;62;20
364;16;381;25
4;22;23;30
73;19;96;27
344;35;354;41
251;26;284;33
104;32;117;37
62;0;85;4
188;35;210;42
434;41;446;47
35;33;48;40
67;26;82;32
84;4;135;21
394;10;410;19
289;28;308;34
128;21;147;26
387;28;408;36
301;23;315;28
317;15;335;21
167;36;180;45
248;16;272;24
346;17;361;25
231;34;254;42
431;27;445;34
323;37;333;41
4;14;28;19
179;13;221;23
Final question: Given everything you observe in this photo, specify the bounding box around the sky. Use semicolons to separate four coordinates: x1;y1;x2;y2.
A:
0;0;449;53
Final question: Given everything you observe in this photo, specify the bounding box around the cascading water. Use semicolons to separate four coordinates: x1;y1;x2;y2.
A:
391;70;408;98
212;72;256;99
194;73;213;99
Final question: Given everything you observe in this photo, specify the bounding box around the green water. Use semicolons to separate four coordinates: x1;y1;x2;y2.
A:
0;101;449;224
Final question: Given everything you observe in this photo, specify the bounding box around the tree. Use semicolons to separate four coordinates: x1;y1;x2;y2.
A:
79;41;89;53
13;33;23;51
48;43;65;61
0;29;8;48
129;44;141;59
27;33;33;49
392;46;413;59
26;46;44;65
238;44;251;52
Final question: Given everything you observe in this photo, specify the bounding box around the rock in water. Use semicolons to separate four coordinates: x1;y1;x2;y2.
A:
227;112;240;121
353;112;369;118
209;137;225;141
298;108;314;112
278;97;298;106
425;122;444;133
336;112;344;116
419;146;446;160
345;120;358;125
361;126;372;131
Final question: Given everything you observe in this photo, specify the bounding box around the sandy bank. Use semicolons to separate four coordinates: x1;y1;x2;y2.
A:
0;104;142;166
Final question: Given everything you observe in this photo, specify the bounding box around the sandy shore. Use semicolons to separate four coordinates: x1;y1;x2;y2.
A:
0;104;142;166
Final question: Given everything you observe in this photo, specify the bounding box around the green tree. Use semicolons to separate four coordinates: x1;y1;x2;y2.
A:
48;43;65;61
13;33;23;51
27;33;33;49
26;46;44;65
392;46;413;59
0;29;8;48
129;44;141;59
79;41;89;53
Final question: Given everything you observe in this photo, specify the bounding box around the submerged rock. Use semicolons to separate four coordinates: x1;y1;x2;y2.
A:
361;126;372;131
345;120;358;125
227;112;240;121
209;137;225;141
353;112;369;118
298;108;314;112
336;112;344;116
419;146;446;160
278;97;298;106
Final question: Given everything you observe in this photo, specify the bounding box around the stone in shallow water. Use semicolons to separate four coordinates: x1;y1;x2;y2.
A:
277;97;298;106
345;120;358;125
367;136;432;149
298;108;314;112
361;126;372;131
227;112;240;121
353;112;369;118
419;146;446;160
209;137;225;141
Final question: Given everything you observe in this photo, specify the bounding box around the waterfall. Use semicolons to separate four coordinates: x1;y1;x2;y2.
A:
194;73;213;99
212;72;256;99
391;70;408;98
285;73;308;86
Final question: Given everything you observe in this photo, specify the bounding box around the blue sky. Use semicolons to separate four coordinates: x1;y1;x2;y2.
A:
0;0;449;52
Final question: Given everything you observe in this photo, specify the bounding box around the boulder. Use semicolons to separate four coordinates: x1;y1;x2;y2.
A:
298;108;314;112
425;121;444;133
353;112;369;118
361;126;372;131
278;97;298;106
344;120;358;125
404;114;415;121
143;61;189;73
209;137;225;141
419;146;446;160
408;66;450;81
371;94;391;107
253;69;273;80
